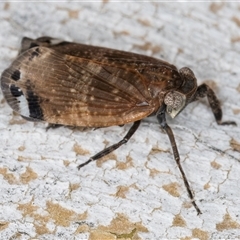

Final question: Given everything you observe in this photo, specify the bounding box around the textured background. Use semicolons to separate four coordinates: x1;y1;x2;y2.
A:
0;1;240;240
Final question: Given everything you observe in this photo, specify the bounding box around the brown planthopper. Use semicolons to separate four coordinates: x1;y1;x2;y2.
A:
1;36;236;214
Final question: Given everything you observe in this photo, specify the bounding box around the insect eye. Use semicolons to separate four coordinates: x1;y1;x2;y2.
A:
164;91;186;118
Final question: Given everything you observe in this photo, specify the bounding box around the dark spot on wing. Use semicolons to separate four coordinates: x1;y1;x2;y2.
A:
26;80;44;120
10;84;23;97
11;70;21;81
29;47;40;61
30;42;39;48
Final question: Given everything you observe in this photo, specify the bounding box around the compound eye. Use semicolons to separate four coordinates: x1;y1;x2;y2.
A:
164;91;186;118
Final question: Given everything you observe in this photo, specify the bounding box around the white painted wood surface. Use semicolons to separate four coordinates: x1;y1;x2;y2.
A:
0;2;240;239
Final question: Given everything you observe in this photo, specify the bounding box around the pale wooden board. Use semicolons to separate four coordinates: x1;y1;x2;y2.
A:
0;2;240;239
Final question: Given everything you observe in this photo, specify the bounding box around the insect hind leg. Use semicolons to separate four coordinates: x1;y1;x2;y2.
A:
77;120;141;170
190;83;236;125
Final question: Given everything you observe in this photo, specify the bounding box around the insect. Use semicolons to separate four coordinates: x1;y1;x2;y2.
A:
1;36;236;214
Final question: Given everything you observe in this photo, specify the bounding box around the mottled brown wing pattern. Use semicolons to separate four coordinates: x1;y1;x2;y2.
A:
20;37;178;68
1;47;159;127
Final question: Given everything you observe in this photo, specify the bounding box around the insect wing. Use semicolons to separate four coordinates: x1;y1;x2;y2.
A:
20;37;179;69
1;47;156;127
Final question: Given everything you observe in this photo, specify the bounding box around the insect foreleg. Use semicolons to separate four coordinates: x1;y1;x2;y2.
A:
77;120;141;170
190;84;236;126
157;106;202;215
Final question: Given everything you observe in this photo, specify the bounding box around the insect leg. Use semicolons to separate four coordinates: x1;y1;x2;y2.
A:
190;83;236;125
77;120;141;170
157;106;202;215
46;123;64;131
